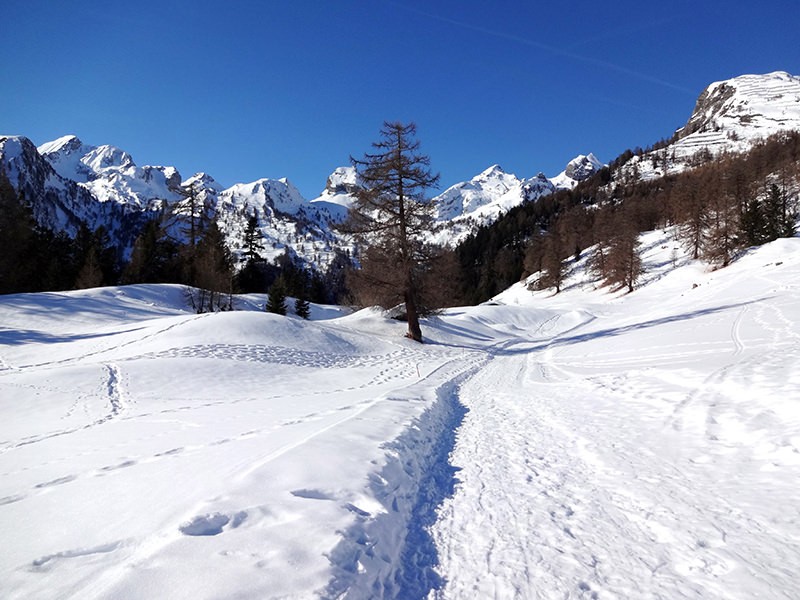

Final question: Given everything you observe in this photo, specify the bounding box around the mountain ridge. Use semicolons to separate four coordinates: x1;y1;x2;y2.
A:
2;71;799;275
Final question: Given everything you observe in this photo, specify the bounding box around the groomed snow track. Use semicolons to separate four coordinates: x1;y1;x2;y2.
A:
323;361;481;600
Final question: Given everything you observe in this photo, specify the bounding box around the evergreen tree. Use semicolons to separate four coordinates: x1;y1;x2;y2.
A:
762;183;784;242
294;294;311;319
266;277;288;315
122;217;181;284
0;169;39;293
71;225;119;289
739;197;766;246
242;215;264;262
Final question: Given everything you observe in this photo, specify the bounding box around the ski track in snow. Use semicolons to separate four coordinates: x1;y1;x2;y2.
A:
430;273;800;598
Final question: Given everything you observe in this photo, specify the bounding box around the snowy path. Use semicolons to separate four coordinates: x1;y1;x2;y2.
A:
431;244;800;599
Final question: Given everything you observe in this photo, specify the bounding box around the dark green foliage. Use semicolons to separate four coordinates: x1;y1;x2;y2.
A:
266;277;288;315
242;215;265;262
235;257;269;293
294;294;311;319
0;169;39;293
122;218;182;284
72;225;120;289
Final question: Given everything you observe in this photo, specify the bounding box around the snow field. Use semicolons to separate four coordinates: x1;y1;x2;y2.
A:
1;229;799;599
0;287;477;599
430;232;800;599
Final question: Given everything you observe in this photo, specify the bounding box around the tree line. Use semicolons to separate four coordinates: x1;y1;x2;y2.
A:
0;169;341;311
449;131;800;303
3;127;798;331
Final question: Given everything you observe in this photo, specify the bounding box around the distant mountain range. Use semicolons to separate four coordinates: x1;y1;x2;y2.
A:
2;71;799;271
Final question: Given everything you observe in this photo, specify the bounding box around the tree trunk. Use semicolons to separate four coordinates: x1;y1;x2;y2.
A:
404;267;423;342
404;289;423;342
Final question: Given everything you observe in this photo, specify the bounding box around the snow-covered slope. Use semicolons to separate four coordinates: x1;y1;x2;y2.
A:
676;71;800;152
2;228;799;599
627;71;800;181
216;177;350;269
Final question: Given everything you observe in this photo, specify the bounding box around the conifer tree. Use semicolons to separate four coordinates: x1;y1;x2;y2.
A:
0;168;39;293
343;121;440;342
294;294;310;319
242;215;264;262
266;277;288;315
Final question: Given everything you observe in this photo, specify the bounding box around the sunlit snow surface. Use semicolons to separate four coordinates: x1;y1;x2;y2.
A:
2;231;799;599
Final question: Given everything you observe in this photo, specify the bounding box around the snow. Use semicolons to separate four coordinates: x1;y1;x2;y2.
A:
2;237;800;596
429;165;557;246
550;152;605;189
631;71;800;182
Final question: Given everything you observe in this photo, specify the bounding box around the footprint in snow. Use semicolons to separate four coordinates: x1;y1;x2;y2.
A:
179;511;247;536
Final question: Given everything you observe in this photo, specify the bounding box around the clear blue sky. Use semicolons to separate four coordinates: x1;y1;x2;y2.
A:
3;1;799;198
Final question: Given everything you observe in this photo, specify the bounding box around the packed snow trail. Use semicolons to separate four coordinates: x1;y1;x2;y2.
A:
430;239;800;599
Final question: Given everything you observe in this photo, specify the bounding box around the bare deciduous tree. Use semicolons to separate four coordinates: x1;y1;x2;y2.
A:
343;122;439;342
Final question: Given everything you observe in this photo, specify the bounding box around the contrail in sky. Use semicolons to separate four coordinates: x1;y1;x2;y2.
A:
385;1;696;96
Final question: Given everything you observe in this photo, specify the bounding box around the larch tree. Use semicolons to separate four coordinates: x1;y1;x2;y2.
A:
344;121;440;342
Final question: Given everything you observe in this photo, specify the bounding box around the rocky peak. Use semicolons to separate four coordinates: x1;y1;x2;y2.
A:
324;166;359;196
564;153;603;182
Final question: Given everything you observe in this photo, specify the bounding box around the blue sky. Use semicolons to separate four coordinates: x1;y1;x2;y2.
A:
3;1;799;198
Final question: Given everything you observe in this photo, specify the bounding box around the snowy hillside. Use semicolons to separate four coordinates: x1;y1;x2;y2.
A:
626;71;800;181
2;226;799;598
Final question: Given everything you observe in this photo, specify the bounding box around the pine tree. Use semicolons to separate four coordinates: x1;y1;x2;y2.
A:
266;277;288;315
0;168;39;293
294;294;310;319
343;121;440;342
242;215;264;262
122;218;180;284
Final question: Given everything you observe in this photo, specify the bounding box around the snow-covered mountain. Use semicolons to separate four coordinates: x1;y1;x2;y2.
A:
0;135;354;268
3;71;799;270
429;165;557;245
549;152;605;189
0;135;149;249
0;135;588;263
624;71;800;181
677;70;800;150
